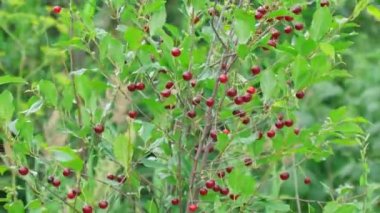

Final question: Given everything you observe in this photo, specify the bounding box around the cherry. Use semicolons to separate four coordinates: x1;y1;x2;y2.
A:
171;47;181;57
255;11;264;20
188;204;198;212
206;98;215;107
136;82;145;90
52;6;62;14
276;16;284;20
257;6;267;14
321;0;330;7
268;39;277;48
210;130;217;141
247;86;256;94
82;205;93;213
52;178;61;187
226;166;233;173
278;114;284;121
213;185;221;192
171;198;180;205
284;119;293;127
47;175;54;183
257;131;263;140
267;130;276;138
219;73;228;83
244;157;253;166
165;81;174;89
234;96;244;105
93;124;104;134
242;93;252;102
217;171;226;178
271;29;281;40
192;96;202;106
205;179;215;189
296;90;305;99
241;117;250;125
165;104;176;110
128;111;138;119
284;26;293;34
226;88;237;97
161;89;171;98
187;110;196;118
67;190;76;199
199;188;208;196
230;194;240;200
117;175;127;184
98;200;109;209
220;187;230;195
284;16;294;22
295;23;304;31
223;129;230;134
127;83;136;92
280;172;290;180
73;188;81;196
294;128;300;135
251;66;261;75
232;109;244;117
63;168;72;177
190;79;197;87
275;121;284;129
221;63;228;70
182;71;193;81
292;5;302;15
18;166;29;176
304;177;311;185
107;174;115;181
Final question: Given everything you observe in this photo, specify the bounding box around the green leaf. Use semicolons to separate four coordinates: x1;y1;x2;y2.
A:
0;165;8;175
329;107;347;123
4;200;25;213
143;0;166;14
215;133;229;152
320;42;335;58
39;80;58;107
367;5;380;21
26;199;42;210
227;167;255;196
22;99;43;116
0;90;14;122
149;6;166;35
113;130;135;175
293;55;310;90
233;9;255;44
50;146;84;172
237;44;250;58
265;200;290;212
310;8;333;41
125;27;144;50
352;0;370;19
260;70;276;100
0;75;26;85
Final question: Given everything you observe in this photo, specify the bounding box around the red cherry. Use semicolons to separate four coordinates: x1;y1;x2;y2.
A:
295;23;304;31
292;5;302;15
128;111;138;119
165;81;174;89
241;117;250;125
304;177;311;185
93;124;104;134
226;88;237;97
267;130;276;138
161;89;171;98
226;166;233;173
210;130;217;141
275;121;284;129
18;166;29;176
182;71;193;81
188;204;198;212
213;185;221;192
127;83;136;92
294;128;300;135
276;16;284;20
206;98;215;107
205;179;216;189
190;79;197;87
219;73;228;83
136;82;145;90
67;190;76;199
321;0;330;7
187;110;196;118
257;6;267;14
251;66;261;75
284;26;293;34
284;119;293;127
247;86;256;94
268;39;277;47
242;93;252;102
244;157;253;166
47;175;54;183
171;47;181;57
73;188;81;196
284;16;294;22
280;172;290;180
296;90;305;99
98;200;109;209
52;178;61;187
107;173;115;180
171;198;180;205
192;96;201;105
199;188;208;196
82;205;93;213
52;6;62;14
117;175;126;183
234;96;244;105
223;129;230;134
63;168;72;177
271;29;281;40
220;187;230;195
217;171;226;178
255;11;264;20
257;131;263;140
229;194;240;200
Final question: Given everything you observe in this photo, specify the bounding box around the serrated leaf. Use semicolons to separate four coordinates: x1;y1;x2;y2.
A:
310;8;333;41
233;9;255;44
